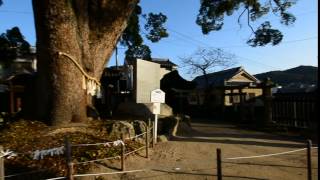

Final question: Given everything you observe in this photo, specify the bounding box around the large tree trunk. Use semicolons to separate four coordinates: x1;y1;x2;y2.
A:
32;0;137;126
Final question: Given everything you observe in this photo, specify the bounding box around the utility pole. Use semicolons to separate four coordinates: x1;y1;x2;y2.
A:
115;46;119;69
115;46;120;94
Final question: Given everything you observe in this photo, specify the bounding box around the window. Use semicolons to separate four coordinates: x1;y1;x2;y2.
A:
248;93;255;99
233;95;240;103
229;95;240;103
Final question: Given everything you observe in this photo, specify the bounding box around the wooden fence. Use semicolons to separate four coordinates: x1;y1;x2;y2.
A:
272;92;317;128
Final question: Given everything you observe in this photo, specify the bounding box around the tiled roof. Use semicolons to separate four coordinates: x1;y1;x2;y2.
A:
161;70;196;91
193;66;259;88
124;58;177;68
193;67;243;88
151;58;177;67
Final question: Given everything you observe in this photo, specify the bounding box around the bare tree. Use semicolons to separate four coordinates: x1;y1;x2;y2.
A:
180;47;236;88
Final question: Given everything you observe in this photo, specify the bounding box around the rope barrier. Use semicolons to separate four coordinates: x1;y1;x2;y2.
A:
74;155;121;165
225;146;318;160
72;141;115;147
125;146;146;156
45;176;66;180
125;132;147;140
2;126;152;179
74;169;145;177
225;148;308;160
74;145;146;165
58;52;101;86
72;142;111;147
4;169;47;178
72;130;149;147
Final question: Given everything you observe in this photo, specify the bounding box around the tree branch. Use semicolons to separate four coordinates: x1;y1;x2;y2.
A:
269;0;280;17
237;7;247;29
247;7;256;34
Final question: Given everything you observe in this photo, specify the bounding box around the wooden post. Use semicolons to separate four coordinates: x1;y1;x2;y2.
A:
148;118;151;128
217;148;222;180
145;125;149;158
307;140;312;180
0;146;4;180
9;82;14;116
64;137;74;180
121;134;125;171
293;102;297;127
262;78;273;126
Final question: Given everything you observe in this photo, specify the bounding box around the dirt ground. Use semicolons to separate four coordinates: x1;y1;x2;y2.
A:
83;119;318;180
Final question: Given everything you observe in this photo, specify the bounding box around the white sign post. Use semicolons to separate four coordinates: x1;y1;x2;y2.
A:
151;89;165;144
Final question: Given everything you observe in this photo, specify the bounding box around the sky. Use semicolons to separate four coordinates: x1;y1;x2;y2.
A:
0;0;318;80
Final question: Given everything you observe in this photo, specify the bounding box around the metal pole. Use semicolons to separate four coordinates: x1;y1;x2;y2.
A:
65;137;74;180
307;140;312;180
121;134;125;171
0;146;4;180
217;148;222;180
152;121;155;148
154;114;158;144
115;46;119;68
145;125;149;158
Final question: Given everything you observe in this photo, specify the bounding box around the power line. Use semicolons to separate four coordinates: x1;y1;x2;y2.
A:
181;10;318;37
218;36;318;49
0;10;32;14
3;8;314;70
160;26;315;71
164;26;281;70
280;36;318;44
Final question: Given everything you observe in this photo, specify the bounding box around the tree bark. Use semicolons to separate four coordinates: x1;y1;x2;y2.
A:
32;0;137;126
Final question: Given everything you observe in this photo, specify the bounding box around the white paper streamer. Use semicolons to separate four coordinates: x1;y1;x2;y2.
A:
112;140;124;146
33;146;65;160
0;149;17;159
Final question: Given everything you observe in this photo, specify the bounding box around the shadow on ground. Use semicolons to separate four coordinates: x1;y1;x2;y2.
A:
135;169;269;180
171;119;311;148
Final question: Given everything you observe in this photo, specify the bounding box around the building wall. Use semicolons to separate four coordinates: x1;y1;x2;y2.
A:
159;68;171;79
134;59;161;103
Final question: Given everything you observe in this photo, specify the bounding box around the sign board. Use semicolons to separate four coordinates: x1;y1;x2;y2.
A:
135;59;161;103
151;89;165;103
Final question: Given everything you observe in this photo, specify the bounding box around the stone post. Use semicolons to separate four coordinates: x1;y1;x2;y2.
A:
262;78;274;126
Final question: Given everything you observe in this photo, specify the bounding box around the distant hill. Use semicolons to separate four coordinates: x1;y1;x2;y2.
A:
254;65;318;87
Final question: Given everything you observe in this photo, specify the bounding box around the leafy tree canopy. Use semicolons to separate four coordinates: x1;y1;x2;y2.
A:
0;26;32;67
0;0;298;62
121;0;297;60
120;3;169;61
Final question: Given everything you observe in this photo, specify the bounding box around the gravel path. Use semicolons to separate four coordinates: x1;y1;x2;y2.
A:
91;120;318;180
